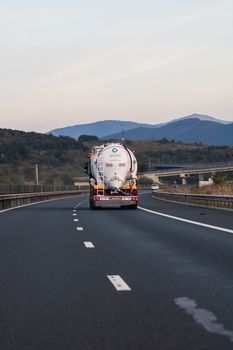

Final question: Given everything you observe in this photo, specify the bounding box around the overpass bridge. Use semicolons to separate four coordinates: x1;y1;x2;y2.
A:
139;161;233;185
149;161;233;171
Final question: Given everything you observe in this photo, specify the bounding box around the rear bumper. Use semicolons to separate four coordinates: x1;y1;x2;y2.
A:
93;196;138;207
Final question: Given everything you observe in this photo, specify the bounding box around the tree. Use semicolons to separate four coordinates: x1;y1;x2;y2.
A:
138;162;149;172
213;172;229;185
78;135;99;142
138;176;153;185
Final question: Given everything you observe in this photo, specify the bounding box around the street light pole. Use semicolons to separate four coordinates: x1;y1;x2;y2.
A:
35;164;39;185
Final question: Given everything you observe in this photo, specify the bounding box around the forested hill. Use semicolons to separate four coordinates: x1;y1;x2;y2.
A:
0;129;80;158
0;128;88;185
1;128;233;185
0;128;82;162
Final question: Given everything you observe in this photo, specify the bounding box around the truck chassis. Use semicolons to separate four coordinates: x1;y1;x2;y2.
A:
89;188;138;209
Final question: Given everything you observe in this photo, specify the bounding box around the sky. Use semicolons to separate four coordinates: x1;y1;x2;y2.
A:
1;0;233;132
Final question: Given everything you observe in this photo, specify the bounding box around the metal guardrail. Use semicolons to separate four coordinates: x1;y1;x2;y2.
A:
152;191;233;209
0;184;89;195
0;190;88;211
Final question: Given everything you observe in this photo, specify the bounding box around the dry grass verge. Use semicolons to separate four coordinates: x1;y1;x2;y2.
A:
164;183;233;196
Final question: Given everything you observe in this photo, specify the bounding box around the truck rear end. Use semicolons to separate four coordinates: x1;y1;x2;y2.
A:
90;185;138;209
88;143;138;209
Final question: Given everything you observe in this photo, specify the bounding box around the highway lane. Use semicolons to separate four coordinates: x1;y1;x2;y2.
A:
0;193;233;349
142;191;233;230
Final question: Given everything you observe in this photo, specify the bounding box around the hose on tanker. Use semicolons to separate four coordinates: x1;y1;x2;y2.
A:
122;144;133;172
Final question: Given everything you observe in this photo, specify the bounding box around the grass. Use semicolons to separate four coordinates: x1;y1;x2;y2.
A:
163;183;233;196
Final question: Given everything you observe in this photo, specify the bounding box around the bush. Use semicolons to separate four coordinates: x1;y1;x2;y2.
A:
213;172;229;185
138;176;153;185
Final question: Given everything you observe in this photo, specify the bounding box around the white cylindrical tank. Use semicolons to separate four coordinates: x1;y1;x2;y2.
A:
90;143;137;189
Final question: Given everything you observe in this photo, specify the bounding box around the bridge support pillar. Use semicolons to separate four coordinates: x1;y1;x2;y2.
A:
182;177;187;185
180;173;188;186
198;174;204;181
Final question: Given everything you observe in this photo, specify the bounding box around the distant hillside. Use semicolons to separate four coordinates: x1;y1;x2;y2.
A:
49;114;232;143
1;127;233;185
49;120;159;139
169;113;231;125
0;128;87;185
105;118;233;146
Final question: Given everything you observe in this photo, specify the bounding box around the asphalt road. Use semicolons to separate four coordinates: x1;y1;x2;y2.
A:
0;192;233;349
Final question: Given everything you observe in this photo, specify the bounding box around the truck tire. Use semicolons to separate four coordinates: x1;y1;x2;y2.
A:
90;198;95;210
128;204;137;210
89;188;95;209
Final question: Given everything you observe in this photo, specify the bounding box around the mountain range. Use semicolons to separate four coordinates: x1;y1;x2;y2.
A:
49;114;233;146
107;118;233;145
49;120;160;138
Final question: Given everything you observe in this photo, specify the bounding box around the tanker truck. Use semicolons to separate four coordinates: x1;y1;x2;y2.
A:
86;143;138;209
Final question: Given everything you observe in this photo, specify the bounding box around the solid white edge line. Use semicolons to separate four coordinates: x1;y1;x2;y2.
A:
107;275;131;291
0;194;87;214
138;206;233;234
83;241;95;248
152;194;233;213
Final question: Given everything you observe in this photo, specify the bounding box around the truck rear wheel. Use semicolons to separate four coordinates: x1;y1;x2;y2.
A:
128;204;137;210
90;198;96;210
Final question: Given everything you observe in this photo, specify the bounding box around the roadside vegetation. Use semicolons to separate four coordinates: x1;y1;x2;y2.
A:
163;174;233;196
164;183;233;195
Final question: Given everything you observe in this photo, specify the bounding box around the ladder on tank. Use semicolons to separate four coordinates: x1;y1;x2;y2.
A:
96;150;105;197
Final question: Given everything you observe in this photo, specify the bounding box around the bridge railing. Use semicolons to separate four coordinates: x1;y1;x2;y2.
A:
152;191;233;209
149;161;233;170
139;165;233;177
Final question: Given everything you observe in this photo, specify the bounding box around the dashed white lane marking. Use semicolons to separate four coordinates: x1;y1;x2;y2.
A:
73;219;79;222
138;206;233;234
0;195;86;214
77;200;89;207
72;213;77;216
175;297;233;342
77;227;84;231
83;241;95;248
107;275;131;291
